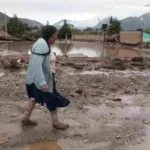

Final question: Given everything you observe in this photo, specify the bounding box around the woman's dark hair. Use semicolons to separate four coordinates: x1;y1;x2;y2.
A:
41;25;57;44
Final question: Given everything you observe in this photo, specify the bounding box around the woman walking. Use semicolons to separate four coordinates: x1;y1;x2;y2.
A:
22;25;70;130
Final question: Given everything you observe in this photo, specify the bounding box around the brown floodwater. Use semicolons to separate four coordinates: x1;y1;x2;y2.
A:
15;141;62;150
0;41;148;59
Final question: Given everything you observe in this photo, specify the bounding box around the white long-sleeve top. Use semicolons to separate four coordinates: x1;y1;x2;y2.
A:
50;51;56;73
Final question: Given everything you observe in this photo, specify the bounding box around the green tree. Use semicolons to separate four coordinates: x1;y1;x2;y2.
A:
7;14;31;37
108;18;122;35
137;28;143;31
23;29;40;40
57;20;72;40
110;16;113;24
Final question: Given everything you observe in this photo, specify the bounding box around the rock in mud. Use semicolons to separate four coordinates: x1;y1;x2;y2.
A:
111;98;122;102
0;53;29;69
131;62;145;67
113;61;126;70
143;120;149;124
131;57;144;62
72;63;87;70
76;88;83;95
84;139;90;143
115;135;122;139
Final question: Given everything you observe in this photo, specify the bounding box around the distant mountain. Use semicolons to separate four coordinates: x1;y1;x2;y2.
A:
95;13;150;31
0;12;9;25
0;11;150;31
19;18;42;28
121;17;146;30
53;19;67;29
140;13;150;29
94;17;110;29
121;13;150;30
0;12;42;28
53;19;97;29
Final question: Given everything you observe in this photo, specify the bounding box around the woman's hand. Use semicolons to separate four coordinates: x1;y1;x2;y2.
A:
40;85;48;92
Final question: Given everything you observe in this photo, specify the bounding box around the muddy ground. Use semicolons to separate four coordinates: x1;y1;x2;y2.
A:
1;55;150;150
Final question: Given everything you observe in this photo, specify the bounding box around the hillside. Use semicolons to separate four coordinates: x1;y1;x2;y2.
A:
121;17;146;30
19;18;42;28
0;12;9;25
95;13;150;31
0;11;150;31
53;19;97;29
0;12;42;28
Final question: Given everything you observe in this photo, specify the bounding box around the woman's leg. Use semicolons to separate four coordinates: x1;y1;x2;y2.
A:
21;98;37;126
50;109;69;130
46;103;69;130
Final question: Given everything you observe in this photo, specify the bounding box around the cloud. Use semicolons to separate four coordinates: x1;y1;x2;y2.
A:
0;0;149;24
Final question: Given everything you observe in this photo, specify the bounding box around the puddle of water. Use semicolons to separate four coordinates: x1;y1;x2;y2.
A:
1;42;150;58
84;104;141;118
69;70;150;77
105;121;122;127
0;124;22;145
67;47;102;57
0;124;61;150
125;126;150;150
119;95;135;104
127;137;150;150
0;50;21;56
14;141;62;150
58;138;110;150
118;95;149;105
69;71;109;76
29;141;62;150
14;146;30;150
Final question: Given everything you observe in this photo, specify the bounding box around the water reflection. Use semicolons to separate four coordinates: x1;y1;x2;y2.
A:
29;141;62;150
67;47;102;57
0;41;148;58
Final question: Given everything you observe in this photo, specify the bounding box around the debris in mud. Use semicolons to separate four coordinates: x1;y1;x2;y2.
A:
115;135;122;139
113;61;126;70
131;57;144;62
111;98;122;102
0;72;5;77
84;139;90;143
69;92;78;97
143;120;149;125
131;62;145;67
113;58;122;62
72;63;87;70
0;56;27;69
76;88;83;95
0;137;8;145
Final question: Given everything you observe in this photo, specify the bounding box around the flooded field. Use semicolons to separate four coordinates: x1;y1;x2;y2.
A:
0;41;149;59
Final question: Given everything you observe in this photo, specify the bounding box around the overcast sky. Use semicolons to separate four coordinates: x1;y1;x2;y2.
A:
0;0;150;24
